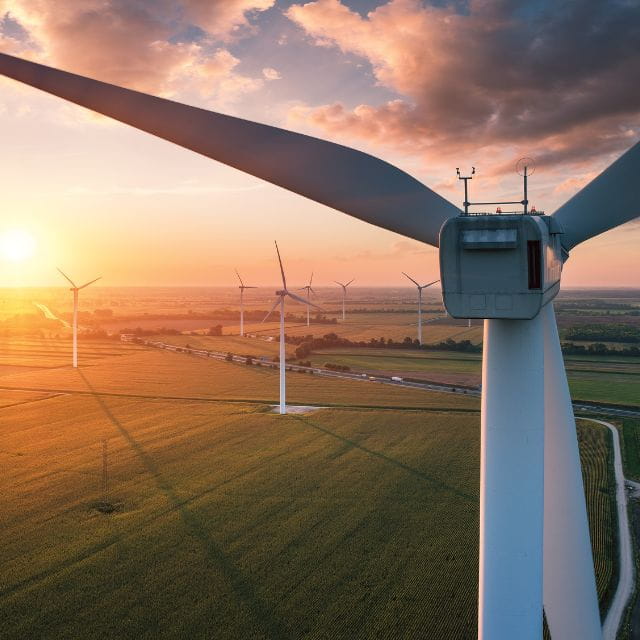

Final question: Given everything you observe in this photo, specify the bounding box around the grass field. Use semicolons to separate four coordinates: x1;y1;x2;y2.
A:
0;386;616;639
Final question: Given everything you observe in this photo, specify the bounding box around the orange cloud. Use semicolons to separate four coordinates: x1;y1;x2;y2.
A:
286;0;640;173
0;0;268;103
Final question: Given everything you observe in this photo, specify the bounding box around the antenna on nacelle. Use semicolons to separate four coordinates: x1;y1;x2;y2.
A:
456;158;537;215
516;158;536;215
456;166;475;214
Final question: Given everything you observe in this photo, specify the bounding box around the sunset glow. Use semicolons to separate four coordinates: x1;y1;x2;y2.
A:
0;228;36;263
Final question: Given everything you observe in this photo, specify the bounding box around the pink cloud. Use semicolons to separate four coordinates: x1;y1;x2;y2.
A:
286;0;640;173
0;0;268;102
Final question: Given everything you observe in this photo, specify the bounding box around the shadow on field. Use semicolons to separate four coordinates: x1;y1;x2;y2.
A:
77;370;293;640
293;415;476;503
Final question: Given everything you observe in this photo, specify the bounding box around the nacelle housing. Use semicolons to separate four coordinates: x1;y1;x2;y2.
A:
439;213;563;319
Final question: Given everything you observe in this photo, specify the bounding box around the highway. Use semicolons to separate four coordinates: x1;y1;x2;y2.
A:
141;338;640;420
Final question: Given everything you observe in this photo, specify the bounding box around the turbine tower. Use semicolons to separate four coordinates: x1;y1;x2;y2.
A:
401;272;439;345
235;269;256;337
3;52;638;640
263;242;321;414
57;268;101;368
334;279;354;322
299;272;316;327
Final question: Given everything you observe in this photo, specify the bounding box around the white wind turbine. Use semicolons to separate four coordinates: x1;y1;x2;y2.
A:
334;278;354;322
299;272;316;327
3;52;638;640
401;272;439;345
57;268;101;368
235;269;256;337
263;242;322;415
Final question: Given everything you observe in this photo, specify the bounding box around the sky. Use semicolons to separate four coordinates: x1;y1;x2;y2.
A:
0;0;638;288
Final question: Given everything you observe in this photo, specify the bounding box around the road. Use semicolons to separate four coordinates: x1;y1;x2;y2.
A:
142;339;640;420
578;418;634;640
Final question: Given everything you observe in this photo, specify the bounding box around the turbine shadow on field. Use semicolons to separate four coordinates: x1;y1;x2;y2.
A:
77;370;293;640
293;415;476;503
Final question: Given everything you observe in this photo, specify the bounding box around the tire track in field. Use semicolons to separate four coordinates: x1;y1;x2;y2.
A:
0;384;478;413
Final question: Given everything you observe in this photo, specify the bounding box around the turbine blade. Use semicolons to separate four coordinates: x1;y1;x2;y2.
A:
78;276;101;289
542;303;601;639
421;279;440;289
309;271;314;287
0;53;459;248
334;281;345;288
274;240;287;289
235;269;244;287
262;298;280;323
246;286;258;288
346;278;355;287
309;287;316;296
552;141;640;251
57;268;77;288
287;290;324;311
402;271;420;287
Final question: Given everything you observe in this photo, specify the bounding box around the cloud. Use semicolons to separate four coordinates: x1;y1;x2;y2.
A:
182;0;275;41
0;0;269;103
286;0;640;172
262;67;282;80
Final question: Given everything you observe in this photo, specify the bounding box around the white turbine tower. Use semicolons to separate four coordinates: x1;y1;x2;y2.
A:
3;52;638;640
402;272;439;345
57;268;101;368
299;272;316;327
334;278;354;322
235;269;256;337
263;242;321;415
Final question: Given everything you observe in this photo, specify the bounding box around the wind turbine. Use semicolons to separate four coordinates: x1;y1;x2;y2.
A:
334;278;354;322
299;272;316;327
2;52;638;640
235;269;256;337
57;268;101;368
263;242;322;414
402;272;439;345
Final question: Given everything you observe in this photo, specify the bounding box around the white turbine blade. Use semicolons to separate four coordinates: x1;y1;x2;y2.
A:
235;269;244;287
262;298;280;323
542;304;601;639
552;140;640;251
57;267;77;288
286;290;324;311
245;286;258;289
334;281;345;289
0;53;459;248
274;240;287;289
345;278;355;287
402;271;420;287
309;271;314;287
78;276;101;289
309;287;317;296
421;279;440;289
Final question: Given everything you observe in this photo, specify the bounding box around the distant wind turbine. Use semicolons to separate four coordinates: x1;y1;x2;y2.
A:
57;268;101;368
235;269;256;337
263;242;322;414
299;272;316;327
402;273;440;345
334;278;354;322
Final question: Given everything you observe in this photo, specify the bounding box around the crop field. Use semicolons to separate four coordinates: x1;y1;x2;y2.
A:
576;419;618;615
0;336;144;370
0;379;616;639
0;342;479;412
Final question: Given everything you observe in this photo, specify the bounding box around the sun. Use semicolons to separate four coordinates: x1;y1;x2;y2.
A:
0;229;37;263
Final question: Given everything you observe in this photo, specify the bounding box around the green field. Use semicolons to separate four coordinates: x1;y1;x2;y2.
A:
0;386;616;639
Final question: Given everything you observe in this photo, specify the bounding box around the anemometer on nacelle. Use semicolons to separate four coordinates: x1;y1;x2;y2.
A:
440;159;564;320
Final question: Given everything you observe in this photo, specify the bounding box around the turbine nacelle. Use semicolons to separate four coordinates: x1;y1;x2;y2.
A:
440;212;563;320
